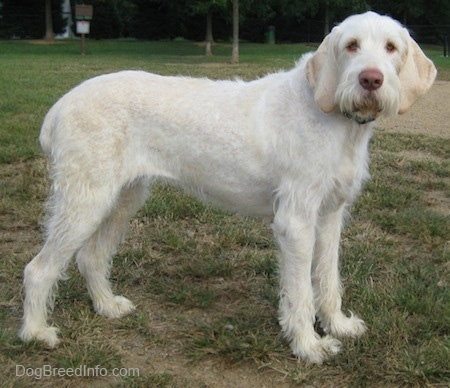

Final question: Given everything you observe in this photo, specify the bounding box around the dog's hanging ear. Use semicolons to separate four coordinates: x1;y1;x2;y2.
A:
398;34;437;114
306;31;339;113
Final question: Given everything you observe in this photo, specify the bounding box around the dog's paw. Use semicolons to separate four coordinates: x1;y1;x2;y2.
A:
323;311;367;338
291;334;342;364
19;325;60;348
95;295;136;319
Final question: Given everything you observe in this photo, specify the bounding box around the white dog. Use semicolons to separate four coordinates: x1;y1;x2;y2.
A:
19;12;436;363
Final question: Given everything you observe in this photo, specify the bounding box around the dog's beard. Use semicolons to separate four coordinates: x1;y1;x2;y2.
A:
336;74;401;122
351;92;382;120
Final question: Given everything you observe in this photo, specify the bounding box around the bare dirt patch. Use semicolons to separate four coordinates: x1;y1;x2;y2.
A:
423;190;450;216
380;81;450;138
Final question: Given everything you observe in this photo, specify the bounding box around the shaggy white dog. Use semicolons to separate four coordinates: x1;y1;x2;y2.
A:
19;12;436;363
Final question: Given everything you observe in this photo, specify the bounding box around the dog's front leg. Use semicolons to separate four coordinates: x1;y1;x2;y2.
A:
273;203;341;364
313;205;367;338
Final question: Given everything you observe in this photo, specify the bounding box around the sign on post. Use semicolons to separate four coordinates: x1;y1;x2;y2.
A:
75;5;93;55
76;21;90;34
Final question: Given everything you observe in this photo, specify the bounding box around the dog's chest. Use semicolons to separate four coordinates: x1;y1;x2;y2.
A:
322;133;371;212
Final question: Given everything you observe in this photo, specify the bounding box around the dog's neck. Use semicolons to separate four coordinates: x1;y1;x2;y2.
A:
342;110;376;125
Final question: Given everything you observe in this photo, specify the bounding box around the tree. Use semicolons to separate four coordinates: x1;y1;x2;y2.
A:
44;0;54;40
205;9;214;55
230;0;239;64
279;0;368;37
190;0;227;56
0;0;66;39
370;0;426;25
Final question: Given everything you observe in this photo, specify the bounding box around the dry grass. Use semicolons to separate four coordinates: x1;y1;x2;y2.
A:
0;40;448;387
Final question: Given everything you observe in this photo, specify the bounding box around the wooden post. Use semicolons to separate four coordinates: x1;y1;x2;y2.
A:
75;5;93;55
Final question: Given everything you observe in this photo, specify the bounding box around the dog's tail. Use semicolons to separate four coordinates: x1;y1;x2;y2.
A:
39;103;59;156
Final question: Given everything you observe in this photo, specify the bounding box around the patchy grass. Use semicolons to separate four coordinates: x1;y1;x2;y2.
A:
0;40;449;387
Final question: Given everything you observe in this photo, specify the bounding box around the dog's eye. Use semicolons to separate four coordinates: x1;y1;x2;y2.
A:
346;40;359;52
385;42;396;53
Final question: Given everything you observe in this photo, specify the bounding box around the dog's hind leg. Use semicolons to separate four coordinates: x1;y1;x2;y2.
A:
76;180;150;319
19;182;122;347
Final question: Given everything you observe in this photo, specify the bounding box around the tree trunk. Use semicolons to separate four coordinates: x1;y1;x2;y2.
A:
402;0;408;25
323;2;330;37
44;0;54;41
230;0;239;64
205;9;213;56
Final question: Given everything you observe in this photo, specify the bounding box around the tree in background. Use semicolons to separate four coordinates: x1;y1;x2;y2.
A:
85;0;121;39
230;0;239;63
0;0;66;39
190;0;228;56
371;0;425;25
0;0;447;43
279;0;368;36
131;0;196;40
44;0;54;41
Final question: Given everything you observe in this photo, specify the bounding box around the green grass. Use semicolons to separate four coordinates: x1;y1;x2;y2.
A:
0;39;449;387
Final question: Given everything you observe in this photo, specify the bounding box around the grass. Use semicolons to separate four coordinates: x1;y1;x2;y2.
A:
0;39;449;387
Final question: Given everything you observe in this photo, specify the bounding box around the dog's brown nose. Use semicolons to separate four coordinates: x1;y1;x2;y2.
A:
359;69;384;91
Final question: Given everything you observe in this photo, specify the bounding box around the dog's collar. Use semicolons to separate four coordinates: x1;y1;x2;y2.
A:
342;110;376;125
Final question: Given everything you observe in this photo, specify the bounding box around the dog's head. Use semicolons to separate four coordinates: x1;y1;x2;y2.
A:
306;11;437;123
